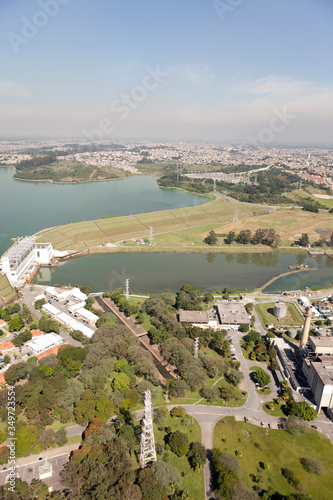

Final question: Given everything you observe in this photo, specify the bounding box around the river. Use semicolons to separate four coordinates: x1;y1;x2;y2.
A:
33;252;333;294
0;167;206;255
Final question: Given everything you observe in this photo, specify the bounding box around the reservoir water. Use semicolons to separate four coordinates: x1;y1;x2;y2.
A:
33;252;333;294
2;167;333;293
0;168;206;255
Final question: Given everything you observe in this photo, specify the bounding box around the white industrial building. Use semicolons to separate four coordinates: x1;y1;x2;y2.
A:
41;286;97;337
0;237;54;286
26;333;63;355
56;312;95;338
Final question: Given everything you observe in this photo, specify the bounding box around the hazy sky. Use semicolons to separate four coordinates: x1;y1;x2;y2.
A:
0;0;332;144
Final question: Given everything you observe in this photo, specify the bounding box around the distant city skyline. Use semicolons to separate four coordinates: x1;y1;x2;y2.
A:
0;0;332;144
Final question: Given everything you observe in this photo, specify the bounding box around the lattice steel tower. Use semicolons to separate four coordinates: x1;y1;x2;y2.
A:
125;279;130;301
139;390;157;468
149;226;155;246
194;337;199;358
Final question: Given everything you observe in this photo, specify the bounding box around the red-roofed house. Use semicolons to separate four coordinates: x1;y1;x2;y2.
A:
0;320;7;328
31;329;44;338
0;342;15;352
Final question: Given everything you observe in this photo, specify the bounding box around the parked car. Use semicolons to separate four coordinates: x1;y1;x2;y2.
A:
261;422;265;427
311;425;318;430
268;423;272;429
244;416;249;422
277;423;282;430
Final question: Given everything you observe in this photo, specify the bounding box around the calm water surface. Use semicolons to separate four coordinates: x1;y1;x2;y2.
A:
34;253;333;294
0;168;206;254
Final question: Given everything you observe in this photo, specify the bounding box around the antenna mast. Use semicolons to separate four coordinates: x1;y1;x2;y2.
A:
139;390;157;469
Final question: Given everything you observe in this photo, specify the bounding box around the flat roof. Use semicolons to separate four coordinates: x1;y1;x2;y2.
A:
1;237;35;262
26;333;63;354
42;303;61;316
179;310;209;323
57;312;94;338
311;361;333;386
76;308;99;323
216;302;250;324
309;337;333;348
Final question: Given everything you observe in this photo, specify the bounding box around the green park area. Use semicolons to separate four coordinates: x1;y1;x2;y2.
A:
152;411;205;500
214;417;333;499
255;302;304;327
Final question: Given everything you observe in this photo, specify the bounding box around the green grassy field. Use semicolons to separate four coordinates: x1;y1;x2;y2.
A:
255;302;304;327
153;414;205;500
35;192;333;254
289;187;333;210
214;417;333;499
36;199;271;252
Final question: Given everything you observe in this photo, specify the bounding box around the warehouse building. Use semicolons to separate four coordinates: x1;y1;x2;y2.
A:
216;302;250;329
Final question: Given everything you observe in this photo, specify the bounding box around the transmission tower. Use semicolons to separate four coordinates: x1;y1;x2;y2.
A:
224;191;227;201
233;209;238;222
298;180;302;190
149;226;155;246
139;390;157;469
213;178;217;191
194;337;199;358
254;174;258;185
125;279;130;301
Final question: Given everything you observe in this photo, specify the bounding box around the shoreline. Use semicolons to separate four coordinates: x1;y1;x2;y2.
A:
12;174;128;185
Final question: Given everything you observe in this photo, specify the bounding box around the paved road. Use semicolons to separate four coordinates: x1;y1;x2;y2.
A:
0;444;80;491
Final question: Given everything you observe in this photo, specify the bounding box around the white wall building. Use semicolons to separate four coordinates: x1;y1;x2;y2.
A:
26;333;63;355
0;237;54;286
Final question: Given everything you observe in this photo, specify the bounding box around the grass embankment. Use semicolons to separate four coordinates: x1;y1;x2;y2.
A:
35;199;272;252
153;414;205;500
0;274;16;304
255;302;304;327
36;193;333;255
214;417;333;499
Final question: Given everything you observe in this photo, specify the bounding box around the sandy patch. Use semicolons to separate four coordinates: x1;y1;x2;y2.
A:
313;194;333;199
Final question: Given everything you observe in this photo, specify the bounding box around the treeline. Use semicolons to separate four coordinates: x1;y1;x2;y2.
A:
224;228;280;248
157;167;325;207
15;154;57;171
14;162;120;182
104;285;244;397
157;173;210;194
0;323;163;459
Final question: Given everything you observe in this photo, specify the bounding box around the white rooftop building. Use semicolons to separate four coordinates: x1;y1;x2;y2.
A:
42;303;61;316
26;333;63;355
76;307;99;324
56;312;95;338
0;237;54;286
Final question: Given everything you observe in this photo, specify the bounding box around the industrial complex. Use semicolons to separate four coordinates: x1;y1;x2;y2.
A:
0;237;57;287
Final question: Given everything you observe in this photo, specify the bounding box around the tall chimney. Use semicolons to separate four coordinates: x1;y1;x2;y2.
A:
300;306;312;349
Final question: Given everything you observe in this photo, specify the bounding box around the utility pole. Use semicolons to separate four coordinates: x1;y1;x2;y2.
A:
194;337;199;358
233;209;238;222
139;390;157;469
